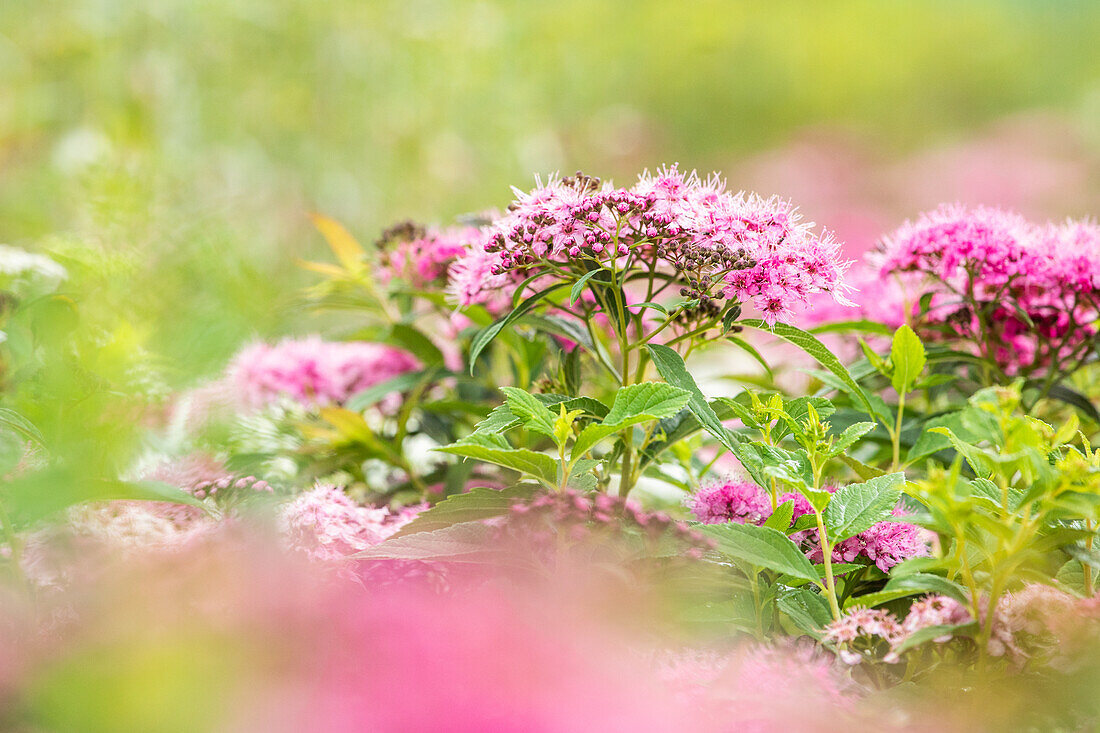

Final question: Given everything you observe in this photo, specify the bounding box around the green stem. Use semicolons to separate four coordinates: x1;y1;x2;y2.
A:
1085;518;1095;597
892;392;905;472
815;510;842;620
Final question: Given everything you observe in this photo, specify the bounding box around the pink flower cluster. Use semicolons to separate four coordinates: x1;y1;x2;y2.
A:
228;336;420;410
866;204;1100;374
825;584;1100;666
278;485;424;561
824;595;976;665
686;480;928;571
448;166;852;324
506;488;712;558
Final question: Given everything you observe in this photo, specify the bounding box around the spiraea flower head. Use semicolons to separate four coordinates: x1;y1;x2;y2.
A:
452;165;852;326
869;205;1100;375
228;336;420;411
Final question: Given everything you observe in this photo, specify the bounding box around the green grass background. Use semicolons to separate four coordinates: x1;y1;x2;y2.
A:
3;0;1100;376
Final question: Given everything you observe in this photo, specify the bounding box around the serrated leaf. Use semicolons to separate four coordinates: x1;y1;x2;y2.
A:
830;421;876;457
534;394;610;419
823;472;905;543
473;404;521;435
737;442;813;491
603;382;691;425
763;500;795;531
699;522;821;585
646;344;741;455
500;387;558;438
566;459;600;491
436;439;559;486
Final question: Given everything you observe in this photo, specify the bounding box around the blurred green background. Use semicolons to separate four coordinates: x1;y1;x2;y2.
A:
3;0;1100;379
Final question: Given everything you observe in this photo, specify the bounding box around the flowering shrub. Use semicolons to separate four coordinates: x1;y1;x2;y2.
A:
4;168;1100;730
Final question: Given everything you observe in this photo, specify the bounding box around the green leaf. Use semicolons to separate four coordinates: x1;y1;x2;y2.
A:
890;324;926;395
569;383;691;458
808;319;894;336
473;404;520;435
603;382;691;426
823;472;905;543
436;438;559;486
390;485;535;538
565;459;600;491
469;284;566;372
630;301;669;316
534;394;610;419
763;500;795;531
837;455;887;481
830;422;876;457
737;442;813;491
700;522;821;585
572;423;632;460
892;622;978;655
357;521;522;564
928;427;993;478
739;320;877;419
883;572;970;605
500;387;558;438
569;267;609;305
860;338;891;377
387;323;445;366
646;343;741;455
779;589;833;637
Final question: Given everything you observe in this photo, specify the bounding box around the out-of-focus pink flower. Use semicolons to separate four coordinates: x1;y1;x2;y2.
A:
658;641;859;730
376;224;474;287
228;336;420;411
504;488;712;561
278;485;424;561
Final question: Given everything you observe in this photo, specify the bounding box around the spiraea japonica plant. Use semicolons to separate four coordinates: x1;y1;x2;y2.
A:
8;165;1100;730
